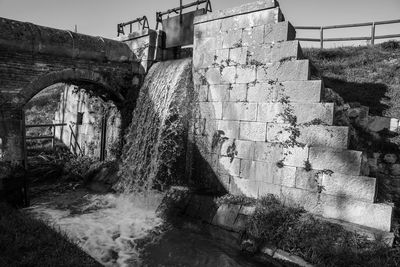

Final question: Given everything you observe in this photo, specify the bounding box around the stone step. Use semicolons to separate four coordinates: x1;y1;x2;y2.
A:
246;40;302;65
182;192;394;247
308;146;368;176
227;179;392;231
315;216;395;247
257;59;310;82
267;123;349;149
247;80;323;103
203;59;311;85
295;168;376;203
258;102;334;125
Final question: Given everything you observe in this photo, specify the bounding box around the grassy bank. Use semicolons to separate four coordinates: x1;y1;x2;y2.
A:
0;202;101;267
218;194;400;267
304;40;400;117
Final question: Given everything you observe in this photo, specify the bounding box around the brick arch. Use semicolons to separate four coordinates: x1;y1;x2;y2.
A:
18;68;126;108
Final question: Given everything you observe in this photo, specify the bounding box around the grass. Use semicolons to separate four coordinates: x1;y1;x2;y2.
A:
0;202;101;267
220;194;400;267
303;40;400;117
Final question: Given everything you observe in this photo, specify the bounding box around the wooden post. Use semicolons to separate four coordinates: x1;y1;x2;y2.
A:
180;0;183;24
320;27;324;49
371;22;376;45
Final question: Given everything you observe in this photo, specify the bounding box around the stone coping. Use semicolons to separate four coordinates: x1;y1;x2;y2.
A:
0;17;134;62
194;0;278;25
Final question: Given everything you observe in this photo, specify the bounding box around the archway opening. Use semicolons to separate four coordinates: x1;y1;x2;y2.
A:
23;81;124;195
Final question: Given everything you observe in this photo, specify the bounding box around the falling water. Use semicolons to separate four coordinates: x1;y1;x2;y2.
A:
116;58;193;192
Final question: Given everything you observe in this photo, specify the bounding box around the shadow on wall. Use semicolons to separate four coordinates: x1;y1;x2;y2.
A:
323;77;389;116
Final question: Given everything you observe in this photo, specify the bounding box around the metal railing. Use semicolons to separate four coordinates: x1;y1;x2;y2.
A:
295;19;400;49
25;123;67;149
117;16;150;36
156;0;212;29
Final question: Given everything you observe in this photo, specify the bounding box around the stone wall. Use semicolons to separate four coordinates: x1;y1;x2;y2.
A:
54;85;121;160
188;0;393;232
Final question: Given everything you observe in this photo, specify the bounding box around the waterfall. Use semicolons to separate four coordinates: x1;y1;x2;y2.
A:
116;58;193;192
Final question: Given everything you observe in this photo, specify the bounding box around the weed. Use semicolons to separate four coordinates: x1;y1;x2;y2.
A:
304;160;312;171
276;159;284;168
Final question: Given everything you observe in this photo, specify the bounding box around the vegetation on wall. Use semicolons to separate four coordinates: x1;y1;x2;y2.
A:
218;194;400;267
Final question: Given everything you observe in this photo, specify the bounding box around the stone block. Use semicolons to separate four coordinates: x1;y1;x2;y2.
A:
194;20;222;38
205;67;222;85
220;138;236;157
239;160;273;183
198;102;223;119
321;173;376;202
295;168;320;192
222;29;243;49
231;177;259;198
299;125;349;149
193;69;206;86
266;124;349;149
265;21;296;43
219;156;241;176
236;65;257;83
208;84;230;102
239;121;267;141
242;25;265;46
258;182;282;197
257;103;334;125
203;118;218;138
194;51;215;69
235;140;255;160
194;0;278;25
253;142;308;168
211;204;241;229
271;40;301;62
247;44;273;65
257;60;310;81
280;186;320;212
240;160;296;186
320;194;393;232
217;120;240;139
220;7;281;31
197;85;208;102
280;80;323;103
223;102;258;121
221;66;237;84
254;142;283;162
230;84;247;102
215;49;230;65
309;147;364;176
283;145;310;168
229;47;248;65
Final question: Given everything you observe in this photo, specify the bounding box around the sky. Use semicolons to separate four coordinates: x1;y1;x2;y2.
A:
0;0;399;47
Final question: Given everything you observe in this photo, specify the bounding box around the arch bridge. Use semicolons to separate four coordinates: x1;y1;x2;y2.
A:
0;17;142;164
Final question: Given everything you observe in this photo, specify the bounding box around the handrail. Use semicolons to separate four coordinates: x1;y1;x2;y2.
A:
117;16;149;36
26;123;66;128
295;18;400;49
25;123;67;149
156;0;212;30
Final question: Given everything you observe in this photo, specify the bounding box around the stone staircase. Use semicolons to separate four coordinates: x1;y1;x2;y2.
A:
190;0;394;237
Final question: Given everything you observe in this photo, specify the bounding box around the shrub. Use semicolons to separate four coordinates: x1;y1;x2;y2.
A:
381;40;400;50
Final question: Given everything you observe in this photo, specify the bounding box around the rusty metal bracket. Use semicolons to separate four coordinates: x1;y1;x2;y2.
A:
117;16;150;36
156;0;212;30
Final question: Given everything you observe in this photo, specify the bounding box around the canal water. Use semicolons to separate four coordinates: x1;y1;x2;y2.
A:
25;188;277;267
